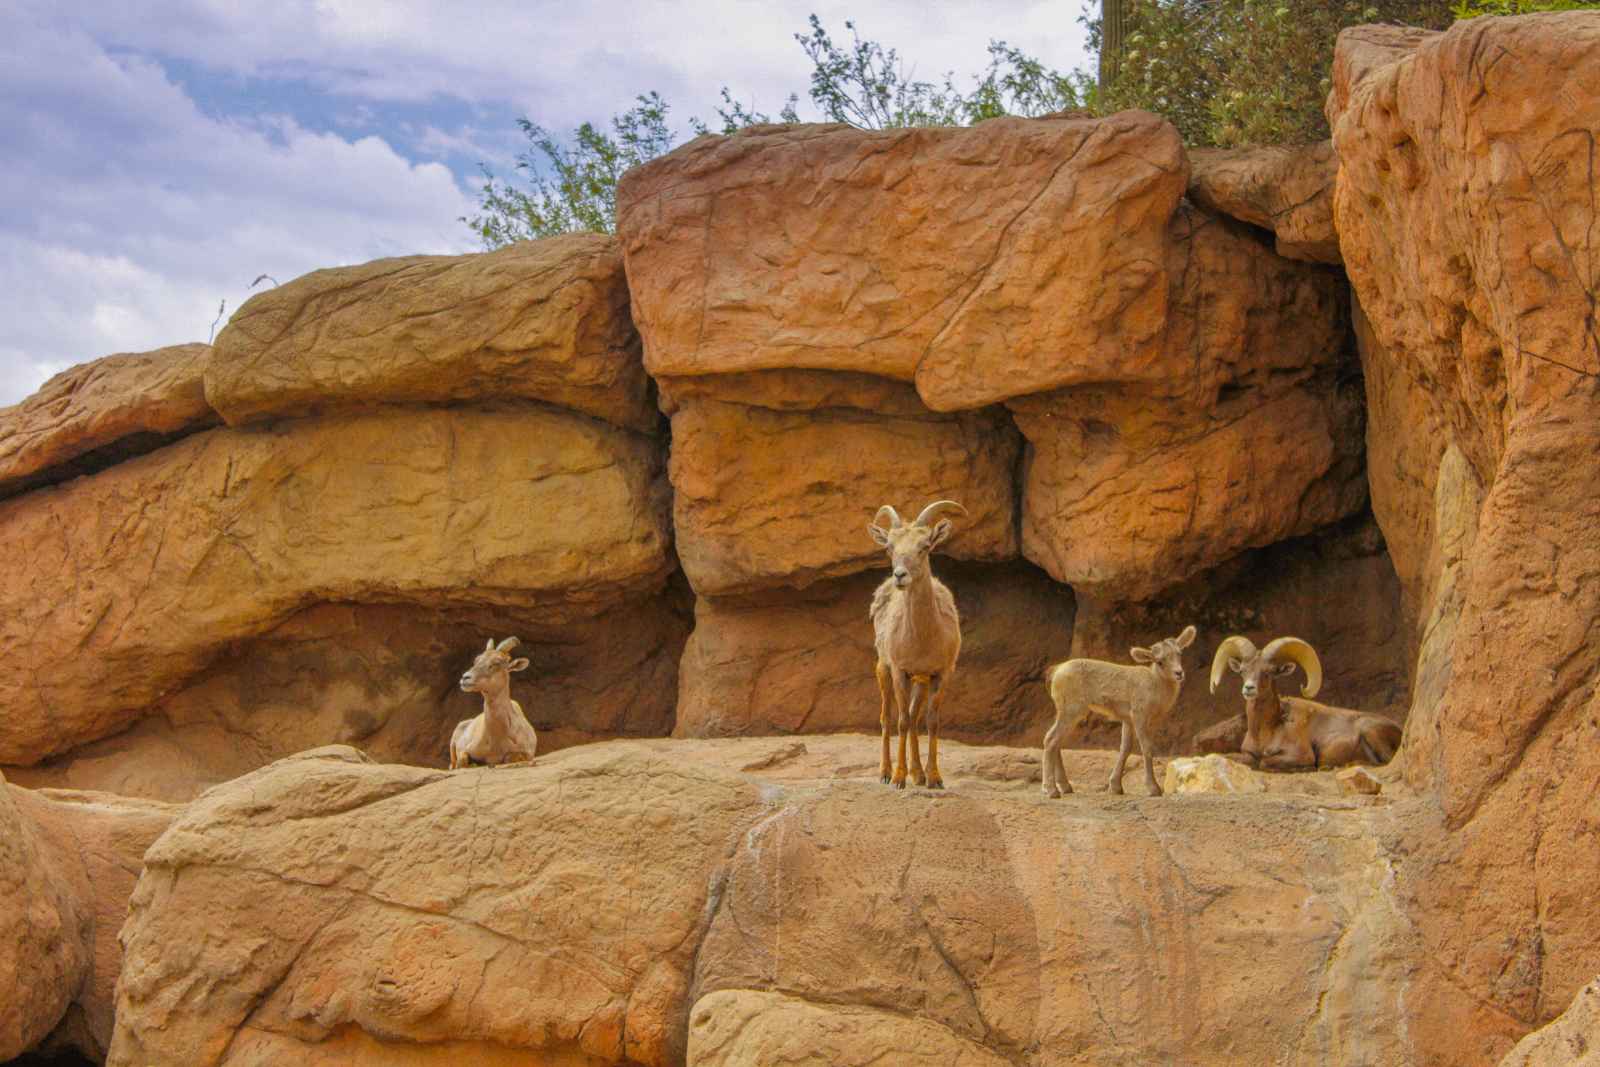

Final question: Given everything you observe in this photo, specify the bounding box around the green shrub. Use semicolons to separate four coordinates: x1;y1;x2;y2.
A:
1093;0;1458;147
1453;0;1600;15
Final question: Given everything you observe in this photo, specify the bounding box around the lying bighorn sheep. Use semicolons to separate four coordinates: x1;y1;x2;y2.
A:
449;637;539;769
868;500;966;789
1041;626;1197;798
1209;635;1402;770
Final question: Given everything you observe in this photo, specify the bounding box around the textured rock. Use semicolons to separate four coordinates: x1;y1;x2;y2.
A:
208;235;656;432
688;990;1010;1067
1499;976;1600;1067
1330;14;1600;1059
0;343;216;500
666;388;1018;595
0;772;88;1060
109;737;1417;1067
1337;767;1383;796
6;597;689;802
673;562;1073;745
1163;754;1266;794
619;112;1188;411
0;408;672;766
1188;142;1341;263
1012;203;1363;602
8;786;179;1060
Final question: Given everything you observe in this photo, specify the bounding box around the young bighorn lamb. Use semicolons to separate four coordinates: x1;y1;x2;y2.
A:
868;500;966;790
1041;626;1197;798
449;637;539;769
1209;635;1402;771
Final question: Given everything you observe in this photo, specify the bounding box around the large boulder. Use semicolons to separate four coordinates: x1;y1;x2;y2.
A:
1498;976;1600;1067
618;112;1187;412
1187;141;1341;264
1329;13;1600;1059
663;377;1019;595
208;236;657;432
673;561;1073;745
1;775;176;1062
1011;203;1364;602
0;343;216;500
109;738;1416;1066
0;408;672;766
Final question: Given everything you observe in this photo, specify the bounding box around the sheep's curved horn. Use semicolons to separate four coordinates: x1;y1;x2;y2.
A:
1210;635;1258;694
873;505;903;531
496;636;522;653
912;500;967;527
1262;637;1322;698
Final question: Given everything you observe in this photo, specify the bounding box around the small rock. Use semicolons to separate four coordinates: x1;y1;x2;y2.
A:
1163;754;1267;795
1337;766;1383;796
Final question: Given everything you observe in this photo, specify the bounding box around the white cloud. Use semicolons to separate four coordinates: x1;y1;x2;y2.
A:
0;0;1091;404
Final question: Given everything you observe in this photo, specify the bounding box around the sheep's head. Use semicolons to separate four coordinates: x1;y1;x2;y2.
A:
867;500;966;589
1131;625;1197;686
460;636;530;694
1209;635;1322;702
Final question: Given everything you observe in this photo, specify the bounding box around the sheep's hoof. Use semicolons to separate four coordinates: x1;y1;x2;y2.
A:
926;778;944;790
1042;785;1062;799
1149;784;1164;797
911;772;926;787
1108;783;1124;796
880;773;892;785
893;777;908;790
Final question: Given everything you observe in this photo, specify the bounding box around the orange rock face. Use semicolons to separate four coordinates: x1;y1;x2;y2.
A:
0;408;672;767
1330;13;1600;1059
108;739;1417;1067
664;381;1019;596
209;235;656;432
0;343;216;500
619;113;1187;412
1188;141;1341;264
674;562;1074;745
0;775;175;1061
7;598;689;802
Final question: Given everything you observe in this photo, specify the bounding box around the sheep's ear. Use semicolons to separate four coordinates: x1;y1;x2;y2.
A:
1275;661;1299;676
868;523;891;547
1176;625;1197;649
485;638;495;652
1229;657;1245;674
508;657;530;673
928;519;954;549
1130;646;1154;664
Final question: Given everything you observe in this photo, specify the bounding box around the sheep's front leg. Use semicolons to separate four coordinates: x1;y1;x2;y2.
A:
1040;719;1071;798
875;660;894;784
925;674;946;789
1108;721;1133;795
907;676;928;787
1133;719;1162;796
891;669;910;789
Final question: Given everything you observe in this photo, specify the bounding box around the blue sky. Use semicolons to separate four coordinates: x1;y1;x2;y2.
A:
0;1;1092;404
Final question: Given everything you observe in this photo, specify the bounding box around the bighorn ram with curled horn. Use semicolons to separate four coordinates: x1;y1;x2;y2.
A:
449;637;539;769
1209;635;1402;771
868;500;966;789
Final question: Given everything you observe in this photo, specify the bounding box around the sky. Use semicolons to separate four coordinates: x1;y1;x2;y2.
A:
0;1;1093;405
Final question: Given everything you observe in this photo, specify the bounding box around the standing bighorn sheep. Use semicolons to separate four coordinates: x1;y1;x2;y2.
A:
449;637;539;769
868;500;966;790
1209;635;1402;770
1041;625;1197;798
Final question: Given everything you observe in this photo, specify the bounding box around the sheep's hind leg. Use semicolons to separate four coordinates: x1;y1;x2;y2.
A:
876;660;894;784
1108;721;1133;795
1040;717;1074;798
